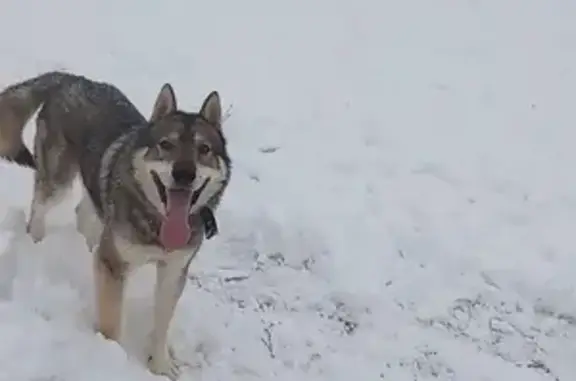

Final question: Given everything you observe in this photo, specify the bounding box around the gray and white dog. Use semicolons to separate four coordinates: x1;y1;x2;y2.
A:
0;71;231;379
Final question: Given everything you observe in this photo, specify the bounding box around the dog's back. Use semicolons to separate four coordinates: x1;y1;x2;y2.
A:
0;71;145;166
34;74;148;210
43;75;144;147
0;71;148;242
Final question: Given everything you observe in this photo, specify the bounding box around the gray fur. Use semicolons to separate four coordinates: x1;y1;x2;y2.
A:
0;71;231;379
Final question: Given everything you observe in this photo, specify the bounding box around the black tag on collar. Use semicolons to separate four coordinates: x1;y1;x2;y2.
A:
199;207;218;239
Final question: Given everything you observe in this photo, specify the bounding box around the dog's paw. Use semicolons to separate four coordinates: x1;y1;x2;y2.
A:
26;219;45;243
84;234;99;252
147;347;182;380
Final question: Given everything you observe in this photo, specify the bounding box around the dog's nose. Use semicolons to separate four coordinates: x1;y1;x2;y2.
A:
171;166;196;186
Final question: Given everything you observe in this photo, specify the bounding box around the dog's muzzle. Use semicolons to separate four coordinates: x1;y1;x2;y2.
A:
171;161;196;188
150;170;210;209
150;170;217;244
171;167;196;188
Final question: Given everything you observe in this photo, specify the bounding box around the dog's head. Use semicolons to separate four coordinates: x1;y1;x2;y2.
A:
141;83;230;217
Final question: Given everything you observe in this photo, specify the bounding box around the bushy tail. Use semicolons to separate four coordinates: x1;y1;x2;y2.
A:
0;71;71;169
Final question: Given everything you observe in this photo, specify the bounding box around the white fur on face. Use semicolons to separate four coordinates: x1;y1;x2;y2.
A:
189;157;229;213
138;154;228;214
144;159;173;190
134;149;170;215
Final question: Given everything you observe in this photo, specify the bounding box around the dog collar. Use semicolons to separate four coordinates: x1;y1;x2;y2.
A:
200;206;218;239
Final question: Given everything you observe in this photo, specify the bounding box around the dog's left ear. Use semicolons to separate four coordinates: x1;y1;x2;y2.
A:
150;83;177;122
199;91;222;128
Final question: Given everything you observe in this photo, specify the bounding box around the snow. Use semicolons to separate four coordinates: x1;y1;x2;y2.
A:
0;0;576;379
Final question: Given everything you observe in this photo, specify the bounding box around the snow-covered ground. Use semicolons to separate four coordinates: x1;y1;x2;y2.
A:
0;0;576;380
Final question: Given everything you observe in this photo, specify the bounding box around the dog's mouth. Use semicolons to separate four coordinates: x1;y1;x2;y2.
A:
150;170;210;251
150;170;209;208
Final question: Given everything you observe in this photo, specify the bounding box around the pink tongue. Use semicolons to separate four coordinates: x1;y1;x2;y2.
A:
160;189;193;251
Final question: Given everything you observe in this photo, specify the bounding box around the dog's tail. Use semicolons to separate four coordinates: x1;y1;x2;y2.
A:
0;71;71;169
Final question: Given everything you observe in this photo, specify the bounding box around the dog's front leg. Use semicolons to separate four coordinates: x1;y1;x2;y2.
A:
94;232;126;342
147;255;191;380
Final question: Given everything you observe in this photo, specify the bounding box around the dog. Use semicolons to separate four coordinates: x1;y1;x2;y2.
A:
0;71;231;379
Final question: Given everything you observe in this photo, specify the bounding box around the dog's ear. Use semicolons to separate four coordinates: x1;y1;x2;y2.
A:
150;83;177;122
199;91;222;128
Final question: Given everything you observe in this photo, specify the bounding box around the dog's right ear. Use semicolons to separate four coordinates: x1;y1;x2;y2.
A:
150;83;177;122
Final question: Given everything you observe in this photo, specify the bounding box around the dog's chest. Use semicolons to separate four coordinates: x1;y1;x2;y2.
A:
114;234;202;269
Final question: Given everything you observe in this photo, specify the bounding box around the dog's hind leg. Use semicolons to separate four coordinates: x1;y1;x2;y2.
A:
26;116;77;243
75;190;103;252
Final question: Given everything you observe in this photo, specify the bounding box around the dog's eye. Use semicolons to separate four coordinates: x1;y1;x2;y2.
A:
198;143;211;155
158;140;176;151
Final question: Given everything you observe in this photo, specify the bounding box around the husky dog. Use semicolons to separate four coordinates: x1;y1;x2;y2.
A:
0;71;231;379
